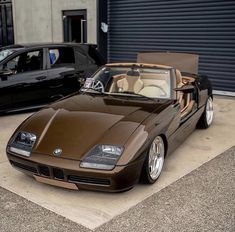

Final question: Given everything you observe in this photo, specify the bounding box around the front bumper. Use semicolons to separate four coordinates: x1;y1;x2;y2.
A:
7;151;144;192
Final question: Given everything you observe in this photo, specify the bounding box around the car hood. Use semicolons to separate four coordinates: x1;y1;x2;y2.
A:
19;94;171;160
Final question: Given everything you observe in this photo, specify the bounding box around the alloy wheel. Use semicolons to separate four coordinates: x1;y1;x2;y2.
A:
148;136;165;180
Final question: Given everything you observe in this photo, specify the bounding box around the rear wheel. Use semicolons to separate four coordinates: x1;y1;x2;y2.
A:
197;96;214;129
141;136;165;184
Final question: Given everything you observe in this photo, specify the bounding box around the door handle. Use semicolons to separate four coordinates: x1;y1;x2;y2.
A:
36;76;47;81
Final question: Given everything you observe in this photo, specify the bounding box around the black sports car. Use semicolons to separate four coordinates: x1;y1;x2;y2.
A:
0;43;104;114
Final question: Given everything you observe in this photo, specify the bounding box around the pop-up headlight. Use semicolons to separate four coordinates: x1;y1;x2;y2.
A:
80;145;124;170
9;131;37;157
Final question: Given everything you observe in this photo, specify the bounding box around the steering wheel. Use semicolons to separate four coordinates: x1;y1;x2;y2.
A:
92;80;105;92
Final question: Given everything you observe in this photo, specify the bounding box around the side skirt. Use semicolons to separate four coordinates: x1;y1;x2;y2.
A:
167;106;204;155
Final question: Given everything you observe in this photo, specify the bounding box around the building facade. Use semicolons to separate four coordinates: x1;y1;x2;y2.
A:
0;0;234;94
12;0;97;44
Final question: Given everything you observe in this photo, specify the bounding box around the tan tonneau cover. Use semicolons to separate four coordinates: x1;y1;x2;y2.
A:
137;52;199;74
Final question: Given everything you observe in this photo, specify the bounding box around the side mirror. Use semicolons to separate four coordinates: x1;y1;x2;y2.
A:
174;85;195;93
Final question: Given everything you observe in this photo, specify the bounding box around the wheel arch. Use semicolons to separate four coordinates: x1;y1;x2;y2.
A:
159;133;168;157
139;133;167;184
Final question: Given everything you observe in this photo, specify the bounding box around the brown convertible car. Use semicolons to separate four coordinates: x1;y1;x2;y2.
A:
6;53;213;192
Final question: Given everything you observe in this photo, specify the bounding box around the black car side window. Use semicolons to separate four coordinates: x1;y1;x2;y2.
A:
5;50;43;74
49;47;75;68
5;56;19;74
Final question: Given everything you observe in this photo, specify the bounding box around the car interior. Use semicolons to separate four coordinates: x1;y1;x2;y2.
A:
175;69;196;118
49;47;75;68
5;50;43;74
106;66;196;118
109;70;171;98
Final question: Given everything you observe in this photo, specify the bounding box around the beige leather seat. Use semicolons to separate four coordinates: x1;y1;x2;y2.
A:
181;100;195;118
176;69;183;88
138;85;163;98
176;70;195;117
175;69;186;109
117;75;144;93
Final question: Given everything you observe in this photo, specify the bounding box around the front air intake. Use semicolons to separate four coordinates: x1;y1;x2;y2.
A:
68;175;111;186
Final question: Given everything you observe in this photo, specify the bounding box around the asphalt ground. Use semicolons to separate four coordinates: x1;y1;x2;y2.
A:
0;146;234;232
0;97;235;229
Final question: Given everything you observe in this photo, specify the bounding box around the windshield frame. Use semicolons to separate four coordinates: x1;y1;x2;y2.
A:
0;49;17;62
81;65;176;100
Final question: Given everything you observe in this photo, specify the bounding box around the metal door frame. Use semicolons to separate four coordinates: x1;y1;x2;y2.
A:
63;9;87;43
0;0;14;47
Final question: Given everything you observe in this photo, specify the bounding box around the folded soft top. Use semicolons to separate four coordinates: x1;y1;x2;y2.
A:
137;52;199;74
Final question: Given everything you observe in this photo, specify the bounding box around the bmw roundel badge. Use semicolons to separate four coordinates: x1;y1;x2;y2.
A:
53;148;62;156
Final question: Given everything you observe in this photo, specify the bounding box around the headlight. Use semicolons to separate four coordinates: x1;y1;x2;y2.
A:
80;145;124;170
9;131;37;157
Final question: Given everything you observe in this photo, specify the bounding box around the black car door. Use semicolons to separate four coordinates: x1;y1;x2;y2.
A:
45;46;80;101
0;71;13;112
0;49;48;110
74;45;102;84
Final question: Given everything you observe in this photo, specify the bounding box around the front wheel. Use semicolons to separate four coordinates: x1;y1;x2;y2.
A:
197;96;214;129
141;136;165;184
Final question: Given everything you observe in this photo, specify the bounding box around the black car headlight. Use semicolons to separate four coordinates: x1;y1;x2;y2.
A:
9;131;37;157
80;145;124;170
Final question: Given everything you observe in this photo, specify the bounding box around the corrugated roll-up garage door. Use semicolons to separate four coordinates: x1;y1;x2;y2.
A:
108;0;235;93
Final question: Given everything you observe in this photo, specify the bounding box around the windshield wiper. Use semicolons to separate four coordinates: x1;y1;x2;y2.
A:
109;91;156;101
124;91;157;101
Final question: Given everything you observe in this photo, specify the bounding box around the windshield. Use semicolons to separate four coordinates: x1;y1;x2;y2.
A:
0;49;15;62
82;66;172;99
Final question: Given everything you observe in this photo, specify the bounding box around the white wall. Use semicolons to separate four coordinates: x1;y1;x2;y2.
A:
12;0;97;44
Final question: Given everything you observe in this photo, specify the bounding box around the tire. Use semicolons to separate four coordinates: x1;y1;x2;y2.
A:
197;96;214;129
141;136;165;184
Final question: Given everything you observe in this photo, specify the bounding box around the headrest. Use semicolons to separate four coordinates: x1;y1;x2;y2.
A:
175;69;182;85
126;70;140;77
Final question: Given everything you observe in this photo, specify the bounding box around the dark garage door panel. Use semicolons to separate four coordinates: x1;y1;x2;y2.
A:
108;0;235;92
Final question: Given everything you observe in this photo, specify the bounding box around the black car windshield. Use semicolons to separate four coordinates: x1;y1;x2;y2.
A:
82;65;172;99
0;49;15;62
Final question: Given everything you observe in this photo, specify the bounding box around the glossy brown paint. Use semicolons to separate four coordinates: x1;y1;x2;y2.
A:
6;93;176;191
6;63;211;192
7;152;144;192
10;94;171;162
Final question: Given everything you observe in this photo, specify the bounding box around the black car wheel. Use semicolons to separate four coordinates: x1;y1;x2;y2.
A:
141;136;165;184
197;96;214;129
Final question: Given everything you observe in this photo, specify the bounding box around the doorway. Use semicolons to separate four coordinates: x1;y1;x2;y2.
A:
0;0;14;46
63;10;87;43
